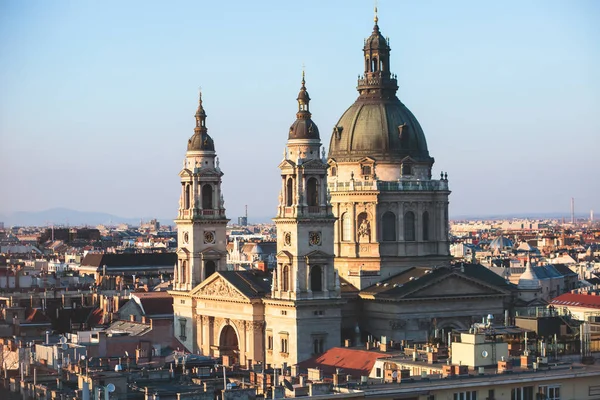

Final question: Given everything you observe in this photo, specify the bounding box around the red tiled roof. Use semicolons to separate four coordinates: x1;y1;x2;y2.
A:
551;293;600;309
297;347;391;378
133;292;173;316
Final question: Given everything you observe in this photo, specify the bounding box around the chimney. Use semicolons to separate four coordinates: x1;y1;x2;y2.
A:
256;261;267;272
130;315;136;322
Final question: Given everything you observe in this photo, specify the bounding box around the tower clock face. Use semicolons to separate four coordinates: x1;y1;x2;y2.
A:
309;231;321;246
204;231;215;244
284;232;292;246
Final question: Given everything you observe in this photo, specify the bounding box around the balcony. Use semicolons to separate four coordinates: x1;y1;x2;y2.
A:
328;179;449;193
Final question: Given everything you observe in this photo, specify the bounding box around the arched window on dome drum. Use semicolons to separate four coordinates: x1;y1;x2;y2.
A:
282;265;290;292
286;178;294;207
310;265;323;292
402;163;413;176
306;177;318;207
202;184;213;209
184;184;191;209
372;57;378;72
382;212;396;242
341;213;351;242
205;260;216;278
404;211;416;242
422;211;430;241
380;58;384;72
365;58;369;73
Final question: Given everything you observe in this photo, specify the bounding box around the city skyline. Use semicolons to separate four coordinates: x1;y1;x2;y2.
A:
1;0;598;223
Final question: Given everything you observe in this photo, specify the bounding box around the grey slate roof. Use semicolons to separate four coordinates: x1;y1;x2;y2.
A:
218;270;271;299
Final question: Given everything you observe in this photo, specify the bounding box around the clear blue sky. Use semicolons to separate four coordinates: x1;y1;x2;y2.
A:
1;0;598;222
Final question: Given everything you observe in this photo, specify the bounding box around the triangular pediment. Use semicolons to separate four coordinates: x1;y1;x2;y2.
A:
327;158;337;166
199;247;227;257
276;250;293;263
177;247;190;255
190;273;248;301
300;158;326;168
304;250;332;262
359;156;376;164
400;156;416;164
278;159;296;169
179;168;193;178
404;273;507;299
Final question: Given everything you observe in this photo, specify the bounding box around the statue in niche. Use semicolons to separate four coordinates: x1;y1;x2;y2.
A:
357;213;371;242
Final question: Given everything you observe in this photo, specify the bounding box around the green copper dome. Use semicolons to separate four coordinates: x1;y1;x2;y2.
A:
328;22;433;164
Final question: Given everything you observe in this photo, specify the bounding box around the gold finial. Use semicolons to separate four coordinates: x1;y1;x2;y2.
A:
198;86;203;104
302;63;305;81
374;0;378;24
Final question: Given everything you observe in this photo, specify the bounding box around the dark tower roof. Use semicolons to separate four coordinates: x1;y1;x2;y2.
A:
187;91;215;152
288;72;320;141
328;10;433;164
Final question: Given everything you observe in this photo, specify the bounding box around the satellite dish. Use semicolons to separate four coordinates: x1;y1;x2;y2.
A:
481;350;489;358
106;383;115;393
283;379;294;391
59;336;67;344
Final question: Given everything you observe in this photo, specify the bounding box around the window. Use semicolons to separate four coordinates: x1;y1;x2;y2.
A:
422;211;430;241
376;367;381;378
282;265;290;292
361;165;371;176
488;389;495;400
341;213;351;242
313;338;324;355
281;338;289;354
281;310;287;315
184;184;191;209
453;391;477;400
402;163;413;175
382;211;396;241
330;167;337;177
310;265;323;292
286;178;294;207
267;331;273;350
306;177;318;207
201;184;213;209
181;260;188;284
313;310;324;316
538;385;560;400
179;318;187;341
511;386;533;400
404;211;416;241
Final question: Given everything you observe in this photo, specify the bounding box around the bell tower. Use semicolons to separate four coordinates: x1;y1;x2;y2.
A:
173;92;229;291
265;74;343;366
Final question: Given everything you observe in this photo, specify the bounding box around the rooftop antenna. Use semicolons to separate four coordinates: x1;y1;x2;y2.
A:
571;197;575;224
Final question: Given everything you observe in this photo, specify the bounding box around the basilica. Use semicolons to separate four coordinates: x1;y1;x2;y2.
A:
169;14;513;366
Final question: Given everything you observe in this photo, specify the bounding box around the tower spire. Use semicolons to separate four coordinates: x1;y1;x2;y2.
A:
195;89;206;130
374;4;378;24
297;70;310;116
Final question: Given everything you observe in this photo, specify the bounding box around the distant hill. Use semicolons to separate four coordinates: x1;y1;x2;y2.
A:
0;208;173;227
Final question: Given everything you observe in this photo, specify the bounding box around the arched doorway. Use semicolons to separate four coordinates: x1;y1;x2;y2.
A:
205;260;216;278
219;325;239;364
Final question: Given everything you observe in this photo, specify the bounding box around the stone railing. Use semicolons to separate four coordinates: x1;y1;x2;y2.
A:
328;179;449;192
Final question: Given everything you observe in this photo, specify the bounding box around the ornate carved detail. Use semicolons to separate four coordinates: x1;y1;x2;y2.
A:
200;278;245;300
389;319;406;330
214;317;224;328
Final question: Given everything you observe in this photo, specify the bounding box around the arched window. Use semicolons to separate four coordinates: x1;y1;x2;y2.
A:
184;184;191;209
341;213;351;242
422;211;430;241
330;167;337;177
306;177;318;207
365;58;369;72
205;260;216;278
202;184;213;209
282;265;290;291
286;178;293;207
402;163;412;176
382;212;396;241
372;57;378;72
404;211;415;241
380;58;384;72
310;265;323;292
181;260;188;283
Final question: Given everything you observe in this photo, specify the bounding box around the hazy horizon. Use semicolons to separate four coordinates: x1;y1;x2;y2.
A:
1;0;598;220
